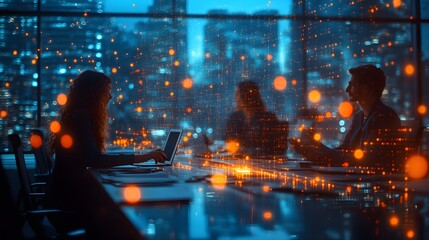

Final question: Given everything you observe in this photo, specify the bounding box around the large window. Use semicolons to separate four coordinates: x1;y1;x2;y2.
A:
1;0;428;152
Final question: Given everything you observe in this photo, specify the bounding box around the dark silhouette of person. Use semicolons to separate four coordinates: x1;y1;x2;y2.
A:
46;70;167;232
289;64;402;167
225;80;287;157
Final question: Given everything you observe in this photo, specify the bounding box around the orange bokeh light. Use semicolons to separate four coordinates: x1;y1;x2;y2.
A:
174;60;180;66
389;215;399;227
417;104;427;115
211;173;227;190
60;134;73;149
263;211;273;220
354;149;364;160
111;67;117;74
406;230;415;239
226;141;239;154
123;186;141;203
182;78;193;89
393;0;402;8
262;185;270;192
57;93;67;106
266;54;273;61
406;155;428;179
338;101;353;118
30;135;43;148
313;133;321;141
50;121;61;133
168;49;175;56
404;64;414;76
273;76;287;91
291;79;297;86
308;90;321;103
0;110;7;118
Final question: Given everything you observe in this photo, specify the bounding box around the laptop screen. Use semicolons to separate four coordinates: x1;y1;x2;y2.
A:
163;129;182;163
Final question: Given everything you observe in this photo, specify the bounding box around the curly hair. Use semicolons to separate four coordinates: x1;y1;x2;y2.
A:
50;70;111;152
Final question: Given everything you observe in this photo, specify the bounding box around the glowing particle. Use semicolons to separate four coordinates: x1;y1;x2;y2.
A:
169;49;175;56
123;186;141;203
266;54;273;61
57;93;67;106
338;101;353;118
273;76;287;91
60;134;73;148
211;174;227;190
50;121;61;133
0;110;7;118
354;149;364;159
30;135;42;148
182;78;193;89
417;104;427;115
308;90;321;103
111;68;117;74
226;141;239;154
263;211;273;220
389;215;399;227
406;155;428;179
313;133;321;141
404;64;414;76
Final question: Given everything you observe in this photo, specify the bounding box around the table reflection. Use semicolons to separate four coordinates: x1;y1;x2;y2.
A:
96;153;428;239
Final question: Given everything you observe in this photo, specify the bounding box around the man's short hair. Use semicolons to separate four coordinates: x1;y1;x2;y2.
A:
348;64;386;99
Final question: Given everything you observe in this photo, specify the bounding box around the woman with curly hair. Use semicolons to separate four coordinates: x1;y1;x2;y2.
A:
47;70;166;232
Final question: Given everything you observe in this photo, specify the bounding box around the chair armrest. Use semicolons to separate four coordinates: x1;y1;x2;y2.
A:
31;182;47;187
28;192;45;197
34;172;50;177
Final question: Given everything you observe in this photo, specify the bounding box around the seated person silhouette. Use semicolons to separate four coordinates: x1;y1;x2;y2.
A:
46;70;167;232
225;80;288;157
289;64;402;168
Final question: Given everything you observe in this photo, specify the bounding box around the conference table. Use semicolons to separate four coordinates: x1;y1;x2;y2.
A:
90;152;429;239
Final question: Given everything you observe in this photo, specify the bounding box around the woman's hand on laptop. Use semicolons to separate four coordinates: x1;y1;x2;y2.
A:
134;149;168;164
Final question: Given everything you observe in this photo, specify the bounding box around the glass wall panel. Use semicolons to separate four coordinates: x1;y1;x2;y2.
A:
187;0;292;15
0;16;38;151
186;18;290;142
0;0;36;11
421;0;429;19
41;0;173;14
422;24;429;126
303;0;413;19
287;20;416;147
40;16;187;150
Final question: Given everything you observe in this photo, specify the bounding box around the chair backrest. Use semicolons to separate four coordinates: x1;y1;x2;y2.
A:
8;134;34;209
31;129;52;174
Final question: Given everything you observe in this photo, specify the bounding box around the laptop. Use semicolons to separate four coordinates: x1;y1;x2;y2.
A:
135;129;183;167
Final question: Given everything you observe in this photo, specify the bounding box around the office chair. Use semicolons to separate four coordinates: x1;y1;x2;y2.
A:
8;133;85;239
31;129;53;182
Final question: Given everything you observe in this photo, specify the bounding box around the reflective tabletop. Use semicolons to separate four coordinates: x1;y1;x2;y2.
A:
93;154;429;240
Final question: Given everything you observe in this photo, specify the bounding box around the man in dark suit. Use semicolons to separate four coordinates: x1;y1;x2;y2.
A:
290;64;402;167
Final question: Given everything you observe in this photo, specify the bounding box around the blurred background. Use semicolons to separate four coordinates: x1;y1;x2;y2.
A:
0;0;428;155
